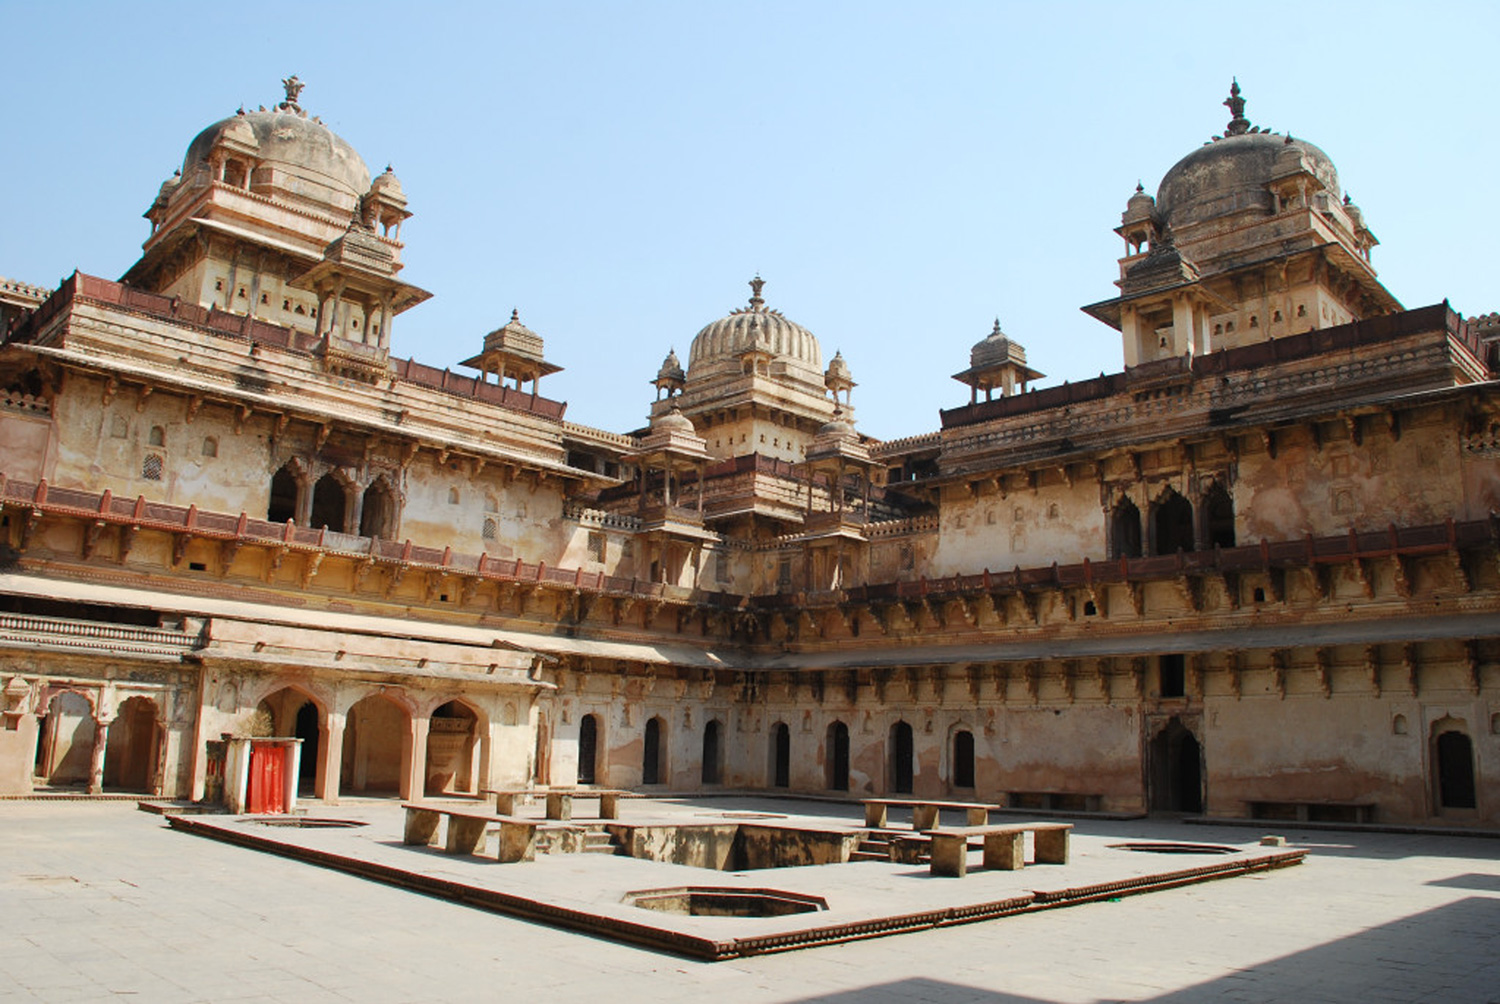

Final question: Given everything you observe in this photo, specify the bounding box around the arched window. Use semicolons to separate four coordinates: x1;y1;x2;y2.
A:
1204;482;1235;548
1151;489;1195;555
309;474;347;532
771;722;790;788
643;716;665;785
267;464;299;524
701;720;722;785
1111;497;1142;559
952;730;975;789
826;721;850;791
889;721;914;794
578;714;598;785
360;480;396;539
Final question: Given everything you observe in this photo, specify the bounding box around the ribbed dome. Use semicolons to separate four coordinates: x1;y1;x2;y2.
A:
181;89;371;201
687;277;822;370
1156;82;1338;230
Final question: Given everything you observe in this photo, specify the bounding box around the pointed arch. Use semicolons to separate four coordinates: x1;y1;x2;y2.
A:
359;475;398;539
310;472;350;532
1203;480;1236;548
1110;496;1143;559
643;715;666;785
1150;488;1195;555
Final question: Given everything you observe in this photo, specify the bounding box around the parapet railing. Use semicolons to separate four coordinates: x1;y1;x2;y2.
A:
2;473;1494;618
9;272;567;421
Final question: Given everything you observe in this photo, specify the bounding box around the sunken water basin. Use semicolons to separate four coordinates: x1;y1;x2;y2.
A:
624;887;828;917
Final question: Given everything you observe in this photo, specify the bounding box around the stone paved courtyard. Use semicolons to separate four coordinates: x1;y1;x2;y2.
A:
3;800;1498;1003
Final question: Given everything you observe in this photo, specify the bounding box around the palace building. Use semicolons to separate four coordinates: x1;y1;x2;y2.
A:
0;78;1495;826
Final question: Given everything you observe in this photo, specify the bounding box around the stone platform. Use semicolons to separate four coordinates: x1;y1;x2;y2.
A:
166;796;1303;960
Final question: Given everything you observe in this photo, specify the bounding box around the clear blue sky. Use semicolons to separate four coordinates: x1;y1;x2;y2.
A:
3;1;1496;440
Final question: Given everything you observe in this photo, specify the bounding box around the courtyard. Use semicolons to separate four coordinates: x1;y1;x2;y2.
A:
2;798;1497;1002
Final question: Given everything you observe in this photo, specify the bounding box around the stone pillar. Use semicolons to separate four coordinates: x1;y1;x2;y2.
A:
87;719;108;795
317;713;345;804
1172;295;1194;358
401;715;430;800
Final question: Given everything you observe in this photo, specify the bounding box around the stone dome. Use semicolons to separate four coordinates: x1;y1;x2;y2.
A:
369;165;404;200
655;349;685;383
181;81;372;201
1156;82;1338;231
687;276;822;371
652;407;696;434
816;412;857;439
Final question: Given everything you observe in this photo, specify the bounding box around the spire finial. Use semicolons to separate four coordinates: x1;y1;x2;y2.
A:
279;75;306;113
992;318;1002;335
1135;180;1144;194
748;274;765;309
1223;78;1250;136
510;308;519;322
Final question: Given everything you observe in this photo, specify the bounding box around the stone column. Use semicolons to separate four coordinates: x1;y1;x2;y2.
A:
401;715;430;800
87;719;108;795
317;713;345;804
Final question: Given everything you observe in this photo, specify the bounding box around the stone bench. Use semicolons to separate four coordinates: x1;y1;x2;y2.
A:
401;803;541;862
862;797;1004;831
482;787;634;821
926;823;1073;877
1248;799;1376;824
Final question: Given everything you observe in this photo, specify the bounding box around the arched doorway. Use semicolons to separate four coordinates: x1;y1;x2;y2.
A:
1435;727;1477;810
577;713;599;785
826;721;850;791
1111;498;1142;559
701;719;722;785
309;473;348;532
1148;716;1202;813
952;729;975;790
771;722;790;788
426;701;480;795
359;479;396;539
643;716;665;785
1203;482;1236;548
34;692;94;787
267;464;300;523
889;720;914;794
103;696;159;793
1152;490;1195;555
293;701;320;791
342;694;409;795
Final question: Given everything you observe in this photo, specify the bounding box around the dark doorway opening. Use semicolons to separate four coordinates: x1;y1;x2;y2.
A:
359;480;395;539
268;465;299;524
827;721;849;791
1159;654;1186;698
701;720;721;785
578;714;598;785
1152;490;1195;555
890;721;914;794
309;474;347;532
1111;498;1142;559
643;716;663;785
952;730;975;789
1148;717;1202;813
1204;482;1236;548
772;722;790;788
294;701;319;790
1436;730;1477;809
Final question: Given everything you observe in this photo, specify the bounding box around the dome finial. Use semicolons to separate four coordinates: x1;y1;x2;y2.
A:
1223;78;1250;136
279;75;306;113
748;274;765;309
